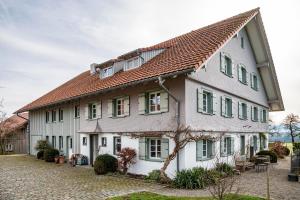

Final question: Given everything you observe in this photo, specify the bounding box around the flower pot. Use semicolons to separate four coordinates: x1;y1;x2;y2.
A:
59;156;65;164
54;157;59;164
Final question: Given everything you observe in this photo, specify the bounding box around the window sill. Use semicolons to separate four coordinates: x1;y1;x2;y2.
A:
146;111;164;115
222;115;233;118
220;154;234;157
145;158;164;162
238;80;248;85
251;87;258;91
199;111;214;116
111;115;128;119
197;157;214;161
251;119;259;122
221;72;233;78
86;118;98;121
238;117;248;120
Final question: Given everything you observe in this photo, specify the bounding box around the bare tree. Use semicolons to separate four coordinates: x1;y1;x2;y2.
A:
160;125;218;183
282;113;300;144
0;99;17;154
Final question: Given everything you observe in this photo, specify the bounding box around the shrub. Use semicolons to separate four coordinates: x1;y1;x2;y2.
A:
37;150;44;159
43;148;59;162
215;162;234;176
35;140;51;151
173;167;217;189
271;141;286;158
94;154;118;175
256;150;277;163
117;147;136;174
293;142;300;152
145;170;161;182
283;146;290;156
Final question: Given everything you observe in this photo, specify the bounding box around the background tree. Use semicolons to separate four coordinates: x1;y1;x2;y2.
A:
0;99;17;154
282;113;300;144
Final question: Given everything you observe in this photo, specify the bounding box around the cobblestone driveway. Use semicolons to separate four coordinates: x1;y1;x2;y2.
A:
1;155;300;200
0;155;162;200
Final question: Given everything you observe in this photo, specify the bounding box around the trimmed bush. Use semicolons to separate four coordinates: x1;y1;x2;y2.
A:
271;141;286;158
43;148;59;162
293;142;300;152
145;170;161;182
37;150;44;159
173;167;218;189
256;150;277;163
94;154;118;175
35;140;51;151
215;162;234;176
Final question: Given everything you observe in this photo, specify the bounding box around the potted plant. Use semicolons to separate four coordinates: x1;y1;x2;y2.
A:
58;155;65;164
54;156;59;163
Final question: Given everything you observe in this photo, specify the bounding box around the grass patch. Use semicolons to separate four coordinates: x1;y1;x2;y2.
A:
109;192;264;200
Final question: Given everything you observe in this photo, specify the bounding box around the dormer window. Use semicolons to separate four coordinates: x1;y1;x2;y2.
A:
102;66;114;78
125;57;139;71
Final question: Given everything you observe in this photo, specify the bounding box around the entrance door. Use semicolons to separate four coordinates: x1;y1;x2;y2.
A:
90;134;99;165
66;136;73;159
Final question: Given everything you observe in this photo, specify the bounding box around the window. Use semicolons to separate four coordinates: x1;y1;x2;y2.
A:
261;109;267;123
70;137;73;149
113;137;121;155
221;137;234;156
59;108;63;122
149;139;161;159
238;102;247;120
241;37;244;49
202;91;213;114
196;140;215;160
88;103;97;119
220;52;233;77
250;73;258;91
52;136;56;148
221;97;232;118
253;136;258;151
240;135;245;155
59;136;63;150
149;91;161;113
102;66;114;78
82;137;87;146
125;57;139;71
116;98;125;116
45;111;49;123
75;105;80;118
101;137;107;147
52;110;56;122
238;64;247;84
46;136;49;143
251;106;258;122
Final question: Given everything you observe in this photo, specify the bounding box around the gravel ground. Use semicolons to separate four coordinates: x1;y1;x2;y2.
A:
0;155;299;200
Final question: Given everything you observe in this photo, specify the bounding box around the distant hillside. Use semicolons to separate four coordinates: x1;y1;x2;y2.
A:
269;124;300;142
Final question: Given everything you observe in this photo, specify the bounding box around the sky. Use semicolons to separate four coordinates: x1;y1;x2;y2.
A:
0;0;299;124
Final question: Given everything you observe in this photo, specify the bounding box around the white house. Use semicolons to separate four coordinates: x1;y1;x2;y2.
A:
16;8;284;178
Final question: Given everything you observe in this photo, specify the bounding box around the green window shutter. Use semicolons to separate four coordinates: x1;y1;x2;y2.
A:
230;137;234;155
207;140;212;158
160;91;169;113
124;96;130;116
260;109;263;122
229;99;233;117
138;93;146;115
97;101;102;119
231;60;235;78
238;102;242;119
250;73;254;88
250;136;254;147
238;65;242;82
84;104;89;120
220;52;226;73
220;137;225;156
196;140;203;161
112;99;117;117
197;89;203;113
207;93;213;114
138;137;147;160
145;92;149;114
220;96;225;116
161;138;169;160
212;93;217;115
107;99;113;118
240;136;245;155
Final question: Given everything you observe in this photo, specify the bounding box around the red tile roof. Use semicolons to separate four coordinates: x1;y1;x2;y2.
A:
0;113;28;135
16;8;259;113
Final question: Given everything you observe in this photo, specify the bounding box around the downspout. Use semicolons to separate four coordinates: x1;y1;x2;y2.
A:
17;113;30;155
158;76;180;172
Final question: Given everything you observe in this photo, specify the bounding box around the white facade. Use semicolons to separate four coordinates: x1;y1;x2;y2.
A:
29;28;271;177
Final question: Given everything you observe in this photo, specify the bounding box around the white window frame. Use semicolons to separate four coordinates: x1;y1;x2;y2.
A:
253;106;258;122
116;98;125;117
202;91;213;114
101;137;107;147
251;73;258;91
82;137;87;146
224;97;232;117
262;109;267;123
224;56;233;76
149;91;161;113
202;140;208;159
88;103;97;119
52;110;56;122
113;137;121;155
59;108;63;122
45;111;50;123
102;66;114;78
75;105;80;118
238;65;247;84
125;57;139;71
241;102;247;120
149;138;162;159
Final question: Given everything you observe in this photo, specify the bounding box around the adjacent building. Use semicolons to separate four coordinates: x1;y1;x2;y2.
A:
16;8;284;177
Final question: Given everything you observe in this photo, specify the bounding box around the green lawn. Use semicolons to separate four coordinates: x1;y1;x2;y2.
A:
109;192;264;200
